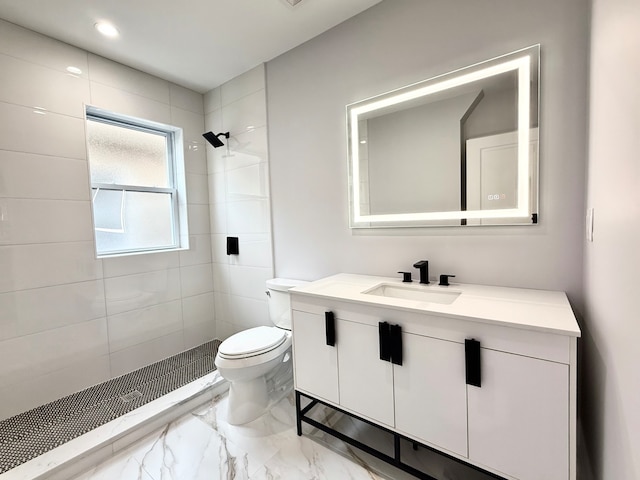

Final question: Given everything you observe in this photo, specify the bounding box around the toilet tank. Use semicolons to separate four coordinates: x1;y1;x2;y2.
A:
266;278;308;329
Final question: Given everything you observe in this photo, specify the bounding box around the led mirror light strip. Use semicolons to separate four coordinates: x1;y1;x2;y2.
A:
350;53;533;224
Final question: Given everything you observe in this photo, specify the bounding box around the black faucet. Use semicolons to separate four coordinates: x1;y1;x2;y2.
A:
413;260;429;284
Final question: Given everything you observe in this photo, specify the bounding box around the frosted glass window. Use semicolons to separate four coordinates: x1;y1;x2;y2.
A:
86;108;187;257
87;120;170;187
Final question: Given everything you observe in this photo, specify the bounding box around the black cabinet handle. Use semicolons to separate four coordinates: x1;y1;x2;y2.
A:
325;311;336;347
379;322;391;361
390;324;403;366
465;339;481;387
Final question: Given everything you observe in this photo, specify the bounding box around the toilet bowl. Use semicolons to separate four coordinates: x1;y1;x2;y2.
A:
214;278;306;425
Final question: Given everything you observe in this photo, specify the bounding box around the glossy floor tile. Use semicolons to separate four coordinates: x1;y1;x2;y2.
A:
71;390;496;480
72;395;389;480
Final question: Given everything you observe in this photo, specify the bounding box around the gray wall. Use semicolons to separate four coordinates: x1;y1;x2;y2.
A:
582;0;640;478
266;0;589;309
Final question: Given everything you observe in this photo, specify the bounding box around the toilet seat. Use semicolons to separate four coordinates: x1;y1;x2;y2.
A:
218;326;287;359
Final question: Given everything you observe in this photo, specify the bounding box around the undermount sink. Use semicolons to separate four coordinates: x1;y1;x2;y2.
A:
363;283;461;305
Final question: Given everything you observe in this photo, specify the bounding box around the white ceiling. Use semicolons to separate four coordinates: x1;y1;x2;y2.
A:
0;0;382;93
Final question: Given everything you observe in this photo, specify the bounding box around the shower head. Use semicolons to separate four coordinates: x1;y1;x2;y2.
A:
203;131;230;148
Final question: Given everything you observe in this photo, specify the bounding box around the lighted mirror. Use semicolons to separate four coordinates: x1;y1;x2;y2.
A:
347;45;539;228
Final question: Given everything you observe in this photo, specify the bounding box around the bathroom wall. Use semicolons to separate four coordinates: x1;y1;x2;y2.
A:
266;0;590;308
582;0;640;478
203;66;275;340
0;20;215;420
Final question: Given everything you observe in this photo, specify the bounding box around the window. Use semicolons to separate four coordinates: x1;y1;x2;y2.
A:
85;107;188;257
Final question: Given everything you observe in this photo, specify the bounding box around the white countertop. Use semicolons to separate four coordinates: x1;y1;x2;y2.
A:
290;274;581;337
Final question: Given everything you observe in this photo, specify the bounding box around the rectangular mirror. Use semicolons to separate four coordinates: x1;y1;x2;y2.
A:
347;45;539;228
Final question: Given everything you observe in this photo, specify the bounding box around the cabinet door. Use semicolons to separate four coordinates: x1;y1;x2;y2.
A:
292;310;339;404
394;333;468;457
337;319;395;426
467;348;569;480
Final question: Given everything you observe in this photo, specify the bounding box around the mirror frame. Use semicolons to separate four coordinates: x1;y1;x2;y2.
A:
347;45;540;228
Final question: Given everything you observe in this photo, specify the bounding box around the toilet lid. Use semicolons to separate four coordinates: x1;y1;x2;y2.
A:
218;326;287;358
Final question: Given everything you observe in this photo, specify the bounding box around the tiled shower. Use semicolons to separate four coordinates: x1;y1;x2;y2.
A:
0;19;273;422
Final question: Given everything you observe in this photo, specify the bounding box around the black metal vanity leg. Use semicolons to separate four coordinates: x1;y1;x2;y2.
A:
394;434;401;463
413;442;419;451
295;390;302;436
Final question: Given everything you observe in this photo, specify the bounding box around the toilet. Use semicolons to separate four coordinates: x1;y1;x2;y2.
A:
214;278;307;425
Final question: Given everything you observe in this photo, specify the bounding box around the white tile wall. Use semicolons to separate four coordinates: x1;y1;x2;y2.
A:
185;173;210;205
187;204;212;235
0;102;87;158
89;82;172;125
0;198;93;245
88;54;170;103
180;263;214;298
0;20;89;75
183;292;216;349
0;20;215;421
0;318;109;387
102;251;180;278
228;265;273;301
0;280;106;341
0;52;90;117
170;83;205;115
204;65;275;339
226;199;271;233
107;301;183;352
179;234;212;267
109;331;184;378
104;268;182;316
203;87;221;115
220;65;265;106
0;151;91;200
0;242;103;293
221;90;268;135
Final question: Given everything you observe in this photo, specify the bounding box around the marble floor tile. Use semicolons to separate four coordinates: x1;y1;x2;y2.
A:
72;443;154;480
72;391;494;480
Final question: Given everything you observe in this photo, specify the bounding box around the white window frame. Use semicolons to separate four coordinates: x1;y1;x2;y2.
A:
85;106;189;258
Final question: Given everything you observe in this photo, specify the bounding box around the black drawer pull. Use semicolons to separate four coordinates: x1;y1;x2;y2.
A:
390;324;403;366
465;339;481;387
325;311;336;347
379;322;391;361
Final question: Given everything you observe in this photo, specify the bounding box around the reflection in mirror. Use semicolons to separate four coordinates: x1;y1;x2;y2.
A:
347;45;539;228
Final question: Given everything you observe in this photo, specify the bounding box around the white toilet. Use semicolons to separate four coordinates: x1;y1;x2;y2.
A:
214;278;306;425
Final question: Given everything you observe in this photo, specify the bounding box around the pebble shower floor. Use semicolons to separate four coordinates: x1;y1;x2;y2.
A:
0;339;221;474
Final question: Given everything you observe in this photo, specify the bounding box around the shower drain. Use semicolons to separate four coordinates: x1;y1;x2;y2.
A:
119;390;143;403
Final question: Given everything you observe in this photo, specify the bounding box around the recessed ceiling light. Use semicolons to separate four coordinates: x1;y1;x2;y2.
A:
66;66;83;75
95;22;119;38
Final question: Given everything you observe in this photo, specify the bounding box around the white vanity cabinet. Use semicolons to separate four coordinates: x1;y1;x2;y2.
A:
290;274;580;480
394;331;468;458
290;310;339;404
335;318;395;427
467;348;570;480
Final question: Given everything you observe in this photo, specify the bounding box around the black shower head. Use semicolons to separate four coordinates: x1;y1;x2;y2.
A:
203;131;230;148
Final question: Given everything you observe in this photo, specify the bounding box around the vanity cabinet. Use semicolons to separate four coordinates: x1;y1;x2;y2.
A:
335;318;395;427
290;310;339;404
291;277;579;480
394;332;468;458
467;348;569;480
